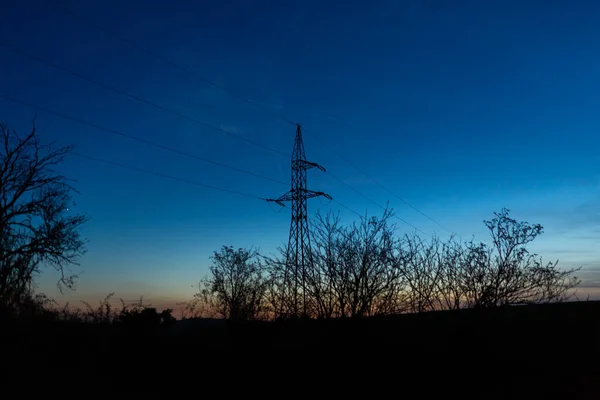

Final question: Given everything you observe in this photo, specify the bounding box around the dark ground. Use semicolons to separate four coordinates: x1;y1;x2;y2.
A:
2;302;599;397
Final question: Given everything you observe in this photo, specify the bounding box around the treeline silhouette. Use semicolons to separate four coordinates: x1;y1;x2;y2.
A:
187;208;581;322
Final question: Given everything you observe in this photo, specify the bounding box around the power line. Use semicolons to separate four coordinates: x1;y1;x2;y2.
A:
0;41;289;158
0;44;398;232
326;170;431;237
54;4;298;127
314;136;458;236
71;151;268;201
52;3;457;236
0;93;287;187
0;18;456;237
331;199;363;219
54;5;350;128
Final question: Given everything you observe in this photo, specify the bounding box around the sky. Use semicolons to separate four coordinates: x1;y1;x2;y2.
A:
1;0;599;310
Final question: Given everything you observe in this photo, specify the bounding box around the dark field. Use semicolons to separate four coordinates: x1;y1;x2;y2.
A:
2;302;599;398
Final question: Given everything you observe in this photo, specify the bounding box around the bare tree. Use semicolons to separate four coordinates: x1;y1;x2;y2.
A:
0;122;87;312
430;236;469;311
263;244;302;319
461;209;580;307
397;234;445;313
397;210;581;312
267;208;403;319
307;210;344;318
335;207;401;317
183;282;221;319
200;246;267;322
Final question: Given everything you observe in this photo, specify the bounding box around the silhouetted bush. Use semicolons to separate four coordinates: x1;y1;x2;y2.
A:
194;208;581;320
189;246;268;321
119;306;176;330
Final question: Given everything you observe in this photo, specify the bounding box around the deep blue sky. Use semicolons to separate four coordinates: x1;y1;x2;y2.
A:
1;0;599;307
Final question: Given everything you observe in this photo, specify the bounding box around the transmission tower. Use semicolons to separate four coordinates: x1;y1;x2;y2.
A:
267;124;331;317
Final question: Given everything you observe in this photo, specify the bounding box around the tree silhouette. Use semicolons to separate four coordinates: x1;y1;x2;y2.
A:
267;207;403;319
199;246;267;321
0;121;87;313
467;208;580;307
336;208;400;317
400;209;581;310
190;208;580;320
306;210;344;318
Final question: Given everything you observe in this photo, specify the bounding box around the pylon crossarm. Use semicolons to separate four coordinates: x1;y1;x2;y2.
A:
266;198;286;207
295;159;326;172
271;190;294;203
302;189;331;200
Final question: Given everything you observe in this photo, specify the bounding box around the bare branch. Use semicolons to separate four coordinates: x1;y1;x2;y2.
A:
0;122;87;312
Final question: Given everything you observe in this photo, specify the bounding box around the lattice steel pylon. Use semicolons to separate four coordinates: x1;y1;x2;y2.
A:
267;124;331;317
